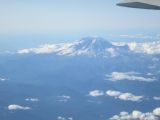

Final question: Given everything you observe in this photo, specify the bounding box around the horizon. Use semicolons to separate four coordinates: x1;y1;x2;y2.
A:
0;0;160;53
0;32;160;53
0;0;160;52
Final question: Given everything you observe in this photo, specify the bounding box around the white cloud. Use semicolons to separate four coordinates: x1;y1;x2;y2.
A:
153;97;160;101
25;98;39;102
18;44;60;54
8;104;30;110
127;41;160;55
88;90;104;97
118;93;143;102
106;72;156;82
106;90;121;97
57;116;73;120
68;118;73;120
110;107;160;120
147;73;153;76
106;90;143;102
57;116;65;120
0;77;6;81
88;90;143;102
57;95;71;102
113;41;160;55
153;108;160;116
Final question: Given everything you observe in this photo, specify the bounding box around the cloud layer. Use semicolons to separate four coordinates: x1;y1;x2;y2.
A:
88;90;143;102
106;72;156;82
110;107;160;120
113;41;160;55
57;116;73;120
25;98;39;102
8;104;30;110
88;90;104;97
57;95;71;102
18;44;60;54
153;97;160;101
0;77;6;81
106;90;143;102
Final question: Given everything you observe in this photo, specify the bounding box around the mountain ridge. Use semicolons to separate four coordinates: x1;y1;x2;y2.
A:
18;36;130;57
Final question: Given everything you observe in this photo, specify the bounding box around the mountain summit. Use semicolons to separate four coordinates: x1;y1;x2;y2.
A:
73;37;114;51
76;37;113;49
64;36;117;56
18;37;129;57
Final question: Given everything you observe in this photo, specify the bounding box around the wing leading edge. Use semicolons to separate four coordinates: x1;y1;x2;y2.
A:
117;0;160;10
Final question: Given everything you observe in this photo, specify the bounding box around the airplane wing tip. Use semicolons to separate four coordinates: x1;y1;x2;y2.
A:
116;2;160;10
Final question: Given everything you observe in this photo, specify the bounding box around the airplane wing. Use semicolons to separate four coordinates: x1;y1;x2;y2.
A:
117;0;160;10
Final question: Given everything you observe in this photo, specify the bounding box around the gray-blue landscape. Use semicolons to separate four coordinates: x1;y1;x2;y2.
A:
0;37;160;120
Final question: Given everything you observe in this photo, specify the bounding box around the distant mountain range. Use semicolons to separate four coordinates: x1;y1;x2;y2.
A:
18;37;160;57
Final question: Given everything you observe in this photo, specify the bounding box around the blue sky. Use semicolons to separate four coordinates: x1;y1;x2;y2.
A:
0;0;160;52
0;0;160;34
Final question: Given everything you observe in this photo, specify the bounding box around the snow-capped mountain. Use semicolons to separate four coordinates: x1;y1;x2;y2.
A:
18;36;160;57
18;37;129;57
